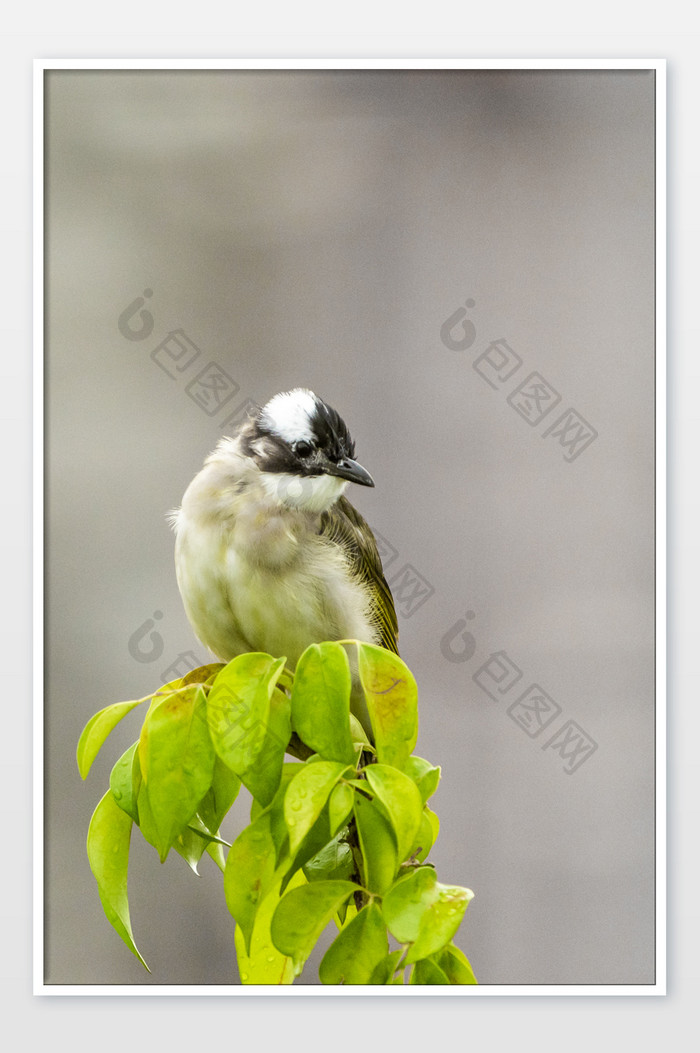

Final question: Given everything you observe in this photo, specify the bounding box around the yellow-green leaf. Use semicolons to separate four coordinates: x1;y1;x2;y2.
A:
435;943;478;984
77;697;147;779
328;782;355;836
234;870;305;985
291;643;355;764
382;866;474;965
319;902;388;984
207;653;286;801
363;764;423;863
283;760;349;854
356;643;418;770
410;957;450;984
353;793;397;895
225;812;277;953
137;685;215;861
270;879;359;976
86;790;148;970
109;741;141;824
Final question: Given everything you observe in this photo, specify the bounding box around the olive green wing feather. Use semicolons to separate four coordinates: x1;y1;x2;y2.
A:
319;496;399;654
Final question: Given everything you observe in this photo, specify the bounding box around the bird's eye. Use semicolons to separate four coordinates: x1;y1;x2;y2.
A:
294;440;313;458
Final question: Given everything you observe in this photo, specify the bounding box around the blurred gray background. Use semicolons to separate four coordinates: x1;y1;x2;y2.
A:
44;68;656;986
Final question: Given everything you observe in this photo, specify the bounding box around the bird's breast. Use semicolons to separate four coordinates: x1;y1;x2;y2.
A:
174;506;378;667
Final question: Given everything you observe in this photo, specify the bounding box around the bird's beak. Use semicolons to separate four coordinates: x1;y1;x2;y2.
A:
326;457;375;487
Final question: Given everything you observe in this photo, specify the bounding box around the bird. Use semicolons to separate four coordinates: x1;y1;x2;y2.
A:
170;389;399;699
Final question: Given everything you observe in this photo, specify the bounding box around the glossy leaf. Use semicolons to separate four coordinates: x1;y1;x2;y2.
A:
224;812;277;953
363;764;423;863
86;790;148;970
410;957;450;984
319;902;388;985
207;653;286;801
270;879;359;975
382;866;474;965
356;643;418;770
77;697;147;779
109;741;141;824
328;782;354;836
435;943;478;984
353;793;397;895
403;756;441;804
234;870;305;985
137;685;215;861
291;643;355;764
283;760;349;854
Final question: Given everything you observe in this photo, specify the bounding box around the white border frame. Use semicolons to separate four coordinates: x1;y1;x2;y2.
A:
33;57;666;997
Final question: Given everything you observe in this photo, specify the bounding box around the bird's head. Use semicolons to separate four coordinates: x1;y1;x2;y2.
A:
241;388;374;512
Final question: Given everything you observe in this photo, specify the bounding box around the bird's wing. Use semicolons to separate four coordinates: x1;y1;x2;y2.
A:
319;496;399;655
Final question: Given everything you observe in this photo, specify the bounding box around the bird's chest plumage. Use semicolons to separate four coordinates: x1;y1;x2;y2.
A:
174;490;377;667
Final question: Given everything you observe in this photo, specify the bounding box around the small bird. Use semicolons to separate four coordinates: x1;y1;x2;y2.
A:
170;389;399;687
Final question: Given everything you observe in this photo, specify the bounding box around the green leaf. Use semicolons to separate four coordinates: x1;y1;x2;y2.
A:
225;813;278;954
302;830;354;884
198;755;241;835
353;793;397;895
410;808;436;863
382;866;474;965
328;782;354;836
349;713;371;746
77;697;147;779
435;943;478;984
368;949;404;985
207;653;287;803
283;760;349;854
356;643;418;770
319;902;388;985
270;879;359;976
291;643;356;764
234;870;305;985
243;686;292;806
173;824;216;874
402;756;441;804
137;685;216;861
109;741;141;824
363;764;423;863
181;663;225;685
86;790;149;970
410;957;450;984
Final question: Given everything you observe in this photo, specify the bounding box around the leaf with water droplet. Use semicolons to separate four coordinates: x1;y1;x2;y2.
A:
109;741;141;824
225;812;277;953
382;866;474;964
270;879;359;976
284;760;350;854
86;790;149;970
234;870;305;985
